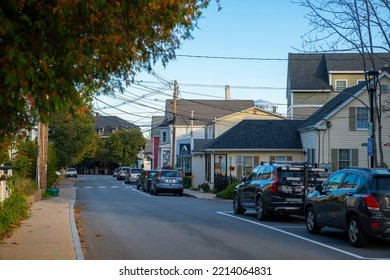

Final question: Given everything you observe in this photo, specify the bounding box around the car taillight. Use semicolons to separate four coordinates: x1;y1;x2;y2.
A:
270;171;279;193
363;195;380;211
157;177;161;182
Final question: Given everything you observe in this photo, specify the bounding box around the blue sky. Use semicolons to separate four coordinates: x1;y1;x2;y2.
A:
95;1;311;133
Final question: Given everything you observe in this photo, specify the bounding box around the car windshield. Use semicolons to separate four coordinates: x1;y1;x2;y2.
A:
68;168;76;171
121;167;130;172
160;170;180;177
132;169;143;173
371;176;390;192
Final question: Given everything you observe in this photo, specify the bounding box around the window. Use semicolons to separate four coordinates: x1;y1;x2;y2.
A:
323;171;345;190
356;107;369;129
341;173;360;189
338;149;351;169
335;80;347;92
243;156;253;176
162;131;167;143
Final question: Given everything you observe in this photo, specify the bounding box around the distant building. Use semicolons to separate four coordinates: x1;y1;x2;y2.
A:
94;114;138;138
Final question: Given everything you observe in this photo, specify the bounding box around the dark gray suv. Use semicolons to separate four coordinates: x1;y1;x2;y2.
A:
233;162;327;221
305;167;390;247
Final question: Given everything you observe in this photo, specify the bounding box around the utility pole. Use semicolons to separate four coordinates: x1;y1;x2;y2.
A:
171;80;178;169
38;121;48;191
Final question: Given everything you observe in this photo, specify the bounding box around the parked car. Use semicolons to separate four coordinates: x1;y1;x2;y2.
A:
125;168;143;184
113;168;118;177
137;170;157;191
149;170;183;196
65;167;78;178
233;162;327;221
117;166;131;180
305;167;390;247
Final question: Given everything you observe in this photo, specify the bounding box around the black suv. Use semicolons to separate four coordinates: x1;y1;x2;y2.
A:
305;167;390;247
233;162;326;220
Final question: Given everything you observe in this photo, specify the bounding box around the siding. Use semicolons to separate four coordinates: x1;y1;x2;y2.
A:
214;109;284;137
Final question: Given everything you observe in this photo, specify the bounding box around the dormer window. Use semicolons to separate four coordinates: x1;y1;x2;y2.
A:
335;80;347;92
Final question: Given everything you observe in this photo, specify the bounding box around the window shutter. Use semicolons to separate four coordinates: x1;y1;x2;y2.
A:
331;149;338;171
287;156;293;161
349;107;356;131
352;149;359;166
254;156;260;166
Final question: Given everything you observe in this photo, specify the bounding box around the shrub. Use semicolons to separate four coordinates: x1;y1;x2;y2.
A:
183;176;192;189
0;188;30;239
216;182;239;199
198;182;211;193
0;176;34;239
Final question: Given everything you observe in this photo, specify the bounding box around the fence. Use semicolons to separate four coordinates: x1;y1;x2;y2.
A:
0;167;13;203
214;173;240;192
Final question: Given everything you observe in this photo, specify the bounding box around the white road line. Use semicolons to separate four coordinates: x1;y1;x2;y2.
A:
98;186;106;189
84;187;93;189
216;211;385;260
111;186;120;188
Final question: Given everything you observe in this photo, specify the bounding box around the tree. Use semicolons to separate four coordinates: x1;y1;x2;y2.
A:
296;0;390;54
0;0;220;141
296;0;390;167
49;107;98;167
104;129;145;166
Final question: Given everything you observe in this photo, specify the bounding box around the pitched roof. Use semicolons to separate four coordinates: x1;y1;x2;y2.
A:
299;71;390;130
203;120;304;151
288;52;390;91
164;99;255;126
94;115;138;129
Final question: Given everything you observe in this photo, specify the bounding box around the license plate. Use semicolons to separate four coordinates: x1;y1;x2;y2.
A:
167;179;175;183
286;198;302;202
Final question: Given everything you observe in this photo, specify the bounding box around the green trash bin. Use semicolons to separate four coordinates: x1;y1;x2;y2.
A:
46;187;59;197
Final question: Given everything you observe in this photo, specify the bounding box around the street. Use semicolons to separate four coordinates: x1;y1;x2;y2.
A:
76;175;390;260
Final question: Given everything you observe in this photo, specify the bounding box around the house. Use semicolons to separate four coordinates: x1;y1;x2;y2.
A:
191;107;285;187
94;114;138;138
298;70;390;171
201;119;305;189
153;99;255;171
286;52;390;120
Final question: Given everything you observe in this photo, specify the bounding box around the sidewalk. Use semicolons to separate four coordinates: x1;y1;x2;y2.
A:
0;181;217;260
0;179;82;260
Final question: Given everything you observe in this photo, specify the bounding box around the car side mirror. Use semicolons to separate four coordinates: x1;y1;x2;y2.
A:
315;184;323;193
242;176;247;183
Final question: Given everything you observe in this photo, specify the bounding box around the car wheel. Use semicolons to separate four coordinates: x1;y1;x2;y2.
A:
305;207;322;234
233;193;245;215
256;196;267;221
178;190;183;196
348;215;367;247
154;188;158;196
142;183;145;192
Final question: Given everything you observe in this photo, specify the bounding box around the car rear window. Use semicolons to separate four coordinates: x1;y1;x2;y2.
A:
131;169;143;173
160;170;180;177
371;176;390;191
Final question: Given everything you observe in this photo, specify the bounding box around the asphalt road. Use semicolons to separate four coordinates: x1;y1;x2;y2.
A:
75;175;390;260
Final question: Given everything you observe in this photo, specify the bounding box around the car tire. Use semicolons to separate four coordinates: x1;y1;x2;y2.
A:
233;193;245;215
154;188;158;196
348;215;367;247
305;207;322;234
178;190;183;196
256;196;267;221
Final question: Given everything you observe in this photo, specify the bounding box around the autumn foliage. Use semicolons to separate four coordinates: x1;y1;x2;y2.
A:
0;0;217;142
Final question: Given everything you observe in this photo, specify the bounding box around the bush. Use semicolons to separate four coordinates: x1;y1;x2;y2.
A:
198;182;211;193
216;182;239;199
183;176;192;189
0;189;30;239
0;176;35;239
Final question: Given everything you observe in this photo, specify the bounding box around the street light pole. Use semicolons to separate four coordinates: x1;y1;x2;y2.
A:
365;69;379;168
